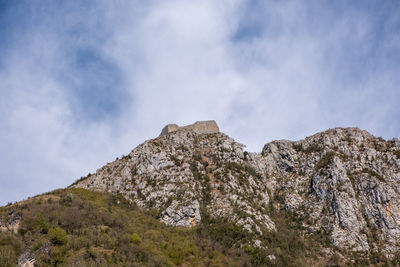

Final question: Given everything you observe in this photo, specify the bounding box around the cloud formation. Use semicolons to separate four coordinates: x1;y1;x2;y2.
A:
0;0;399;204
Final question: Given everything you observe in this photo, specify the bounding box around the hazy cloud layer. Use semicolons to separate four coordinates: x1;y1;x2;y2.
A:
0;0;399;204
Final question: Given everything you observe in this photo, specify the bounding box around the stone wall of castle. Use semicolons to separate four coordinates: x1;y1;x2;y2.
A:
159;120;219;136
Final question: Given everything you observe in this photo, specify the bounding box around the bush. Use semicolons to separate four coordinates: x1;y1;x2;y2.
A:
48;227;67;246
292;143;304;152
3;187;387;265
304;143;321;154
0;246;17;267
70;173;92;186
0;233;23;267
315;152;335;170
130;233;142;244
60;193;73;206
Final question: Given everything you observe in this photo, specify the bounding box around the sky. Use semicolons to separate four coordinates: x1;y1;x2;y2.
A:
0;0;399;205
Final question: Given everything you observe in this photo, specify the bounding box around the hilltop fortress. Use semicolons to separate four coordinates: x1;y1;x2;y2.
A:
159;120;220;136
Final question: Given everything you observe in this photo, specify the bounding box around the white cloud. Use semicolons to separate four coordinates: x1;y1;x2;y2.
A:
0;0;399;205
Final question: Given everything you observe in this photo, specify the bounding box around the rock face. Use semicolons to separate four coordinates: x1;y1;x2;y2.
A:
161;200;201;227
0;210;21;234
75;126;276;234
74;124;400;258
252;128;400;256
159;120;219;136
17;241;50;267
17;249;36;267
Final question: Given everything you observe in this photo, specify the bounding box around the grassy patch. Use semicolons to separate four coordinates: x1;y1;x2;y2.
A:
315;152;335;170
292;143;304;152
362;168;385;182
394;150;400;159
304;143;322;154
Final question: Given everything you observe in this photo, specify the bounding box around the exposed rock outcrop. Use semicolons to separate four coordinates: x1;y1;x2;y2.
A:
161;200;201;227
17;241;51;267
250;128;400;256
74;127;275;234
0;210;21;234
73;124;400;258
17;249;36;267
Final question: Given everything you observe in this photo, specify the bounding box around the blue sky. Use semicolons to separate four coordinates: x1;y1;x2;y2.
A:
0;0;399;205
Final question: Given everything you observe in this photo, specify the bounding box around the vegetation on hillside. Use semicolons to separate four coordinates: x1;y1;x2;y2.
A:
0;187;383;266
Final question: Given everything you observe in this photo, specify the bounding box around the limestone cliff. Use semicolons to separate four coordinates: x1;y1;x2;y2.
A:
73;124;400;259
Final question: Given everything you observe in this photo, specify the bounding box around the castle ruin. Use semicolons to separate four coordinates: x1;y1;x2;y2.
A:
159;120;220;136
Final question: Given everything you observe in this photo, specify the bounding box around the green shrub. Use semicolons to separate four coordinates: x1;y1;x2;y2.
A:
70;173;92;186
315;152;335;170
50;245;67;265
244;164;262;179
0;246;17;267
0;233;23;267
3;186;390;265
170;155;182;166
304;143;321;154
32;239;45;251
60;193;73;206
152;141;161;147
48;227;67;246
292;143;304;152
130;233;142;244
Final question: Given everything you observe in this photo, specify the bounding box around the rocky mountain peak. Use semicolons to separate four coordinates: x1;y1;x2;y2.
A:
72;123;400;259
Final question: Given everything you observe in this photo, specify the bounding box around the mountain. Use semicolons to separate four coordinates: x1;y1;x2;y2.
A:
1;121;400;266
